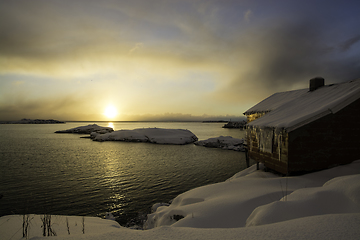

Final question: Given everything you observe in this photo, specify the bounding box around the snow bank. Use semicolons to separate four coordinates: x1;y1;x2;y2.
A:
246;174;360;226
55;124;114;134
2;213;360;240
92;128;198;145
194;136;245;151
145;160;360;229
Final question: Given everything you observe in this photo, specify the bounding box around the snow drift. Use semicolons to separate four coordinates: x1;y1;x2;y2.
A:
246;174;360;226
145;160;360;229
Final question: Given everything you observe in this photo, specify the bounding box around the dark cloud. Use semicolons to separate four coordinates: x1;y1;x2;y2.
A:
214;18;360;104
339;35;360;52
1;0;360;118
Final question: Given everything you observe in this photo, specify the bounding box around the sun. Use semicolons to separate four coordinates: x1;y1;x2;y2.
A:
104;105;118;119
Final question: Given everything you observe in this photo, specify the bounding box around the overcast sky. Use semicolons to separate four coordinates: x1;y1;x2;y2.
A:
1;0;359;121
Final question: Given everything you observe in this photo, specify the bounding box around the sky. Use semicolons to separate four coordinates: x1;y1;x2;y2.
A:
1;0;360;121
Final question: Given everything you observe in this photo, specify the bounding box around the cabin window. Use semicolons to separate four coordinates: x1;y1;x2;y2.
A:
246;112;267;123
259;128;273;153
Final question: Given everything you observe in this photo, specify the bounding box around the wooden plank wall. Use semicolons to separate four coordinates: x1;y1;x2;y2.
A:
288;99;360;173
246;127;289;174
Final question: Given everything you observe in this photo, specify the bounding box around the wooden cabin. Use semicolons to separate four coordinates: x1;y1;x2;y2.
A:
243;77;360;175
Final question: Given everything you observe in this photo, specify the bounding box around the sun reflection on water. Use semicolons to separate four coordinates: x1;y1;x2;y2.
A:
107;122;115;130
109;193;126;213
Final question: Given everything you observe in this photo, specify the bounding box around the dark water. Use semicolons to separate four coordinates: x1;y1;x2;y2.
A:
0;122;247;226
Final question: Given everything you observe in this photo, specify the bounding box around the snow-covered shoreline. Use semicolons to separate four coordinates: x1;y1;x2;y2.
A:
1;160;360;239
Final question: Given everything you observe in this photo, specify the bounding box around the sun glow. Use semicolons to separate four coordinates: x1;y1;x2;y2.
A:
107;122;115;129
104;105;118;119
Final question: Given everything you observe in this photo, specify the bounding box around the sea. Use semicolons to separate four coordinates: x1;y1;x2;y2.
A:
0;122;248;226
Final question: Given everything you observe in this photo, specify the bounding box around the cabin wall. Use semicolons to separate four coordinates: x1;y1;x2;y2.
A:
246;126;289;174
288;98;360;173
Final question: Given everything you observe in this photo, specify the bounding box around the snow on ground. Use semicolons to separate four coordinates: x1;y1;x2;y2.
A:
1;213;360;240
55;124;113;134
0;215;121;240
1;160;360;240
91;128;198;145
194;136;245;151
145;160;360;229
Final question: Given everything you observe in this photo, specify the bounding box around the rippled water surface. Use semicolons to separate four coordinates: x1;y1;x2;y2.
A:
0;122;247;226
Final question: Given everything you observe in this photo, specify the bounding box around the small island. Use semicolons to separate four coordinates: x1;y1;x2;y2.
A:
0;118;65;124
91;127;198;145
55;124;113;134
194;136;245;151
222;120;247;129
55;124;198;145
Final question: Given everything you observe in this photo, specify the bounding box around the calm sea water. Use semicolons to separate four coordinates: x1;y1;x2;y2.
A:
0;122;247;226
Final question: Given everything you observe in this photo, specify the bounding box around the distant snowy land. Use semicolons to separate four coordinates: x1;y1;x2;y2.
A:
1;160;360;240
0;118;65;124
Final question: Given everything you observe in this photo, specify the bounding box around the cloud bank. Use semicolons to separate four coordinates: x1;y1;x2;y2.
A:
0;0;359;121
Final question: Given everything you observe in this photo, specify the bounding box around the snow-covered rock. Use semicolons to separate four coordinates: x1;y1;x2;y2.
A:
194;136;245;151
92;128;198;145
55;124;114;134
151;203;170;213
105;212;116;221
222;120;247;129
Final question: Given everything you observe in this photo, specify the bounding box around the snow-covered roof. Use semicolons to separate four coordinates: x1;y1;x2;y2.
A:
244;78;360;132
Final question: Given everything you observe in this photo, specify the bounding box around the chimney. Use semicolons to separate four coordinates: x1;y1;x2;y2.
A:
309;77;324;91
